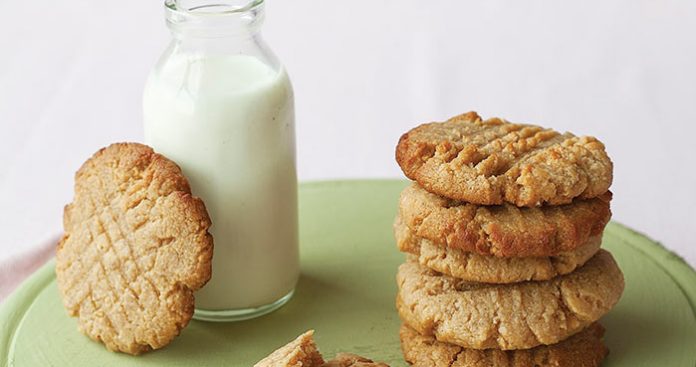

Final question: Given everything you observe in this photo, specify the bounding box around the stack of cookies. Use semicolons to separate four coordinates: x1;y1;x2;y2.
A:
393;112;625;367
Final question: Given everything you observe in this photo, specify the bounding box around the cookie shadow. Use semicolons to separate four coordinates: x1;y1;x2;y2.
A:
601;308;681;365
148;272;341;362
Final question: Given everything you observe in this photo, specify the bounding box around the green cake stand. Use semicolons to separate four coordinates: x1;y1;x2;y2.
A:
2;180;695;366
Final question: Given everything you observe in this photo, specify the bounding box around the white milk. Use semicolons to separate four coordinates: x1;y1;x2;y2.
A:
143;54;299;310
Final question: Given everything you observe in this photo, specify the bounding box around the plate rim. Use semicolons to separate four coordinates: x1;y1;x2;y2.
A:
0;256;56;366
606;221;696;318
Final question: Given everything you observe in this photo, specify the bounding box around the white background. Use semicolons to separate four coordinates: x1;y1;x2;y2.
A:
1;1;695;267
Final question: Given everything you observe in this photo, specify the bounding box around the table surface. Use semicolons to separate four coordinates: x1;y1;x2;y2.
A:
1;1;695;267
2;180;695;366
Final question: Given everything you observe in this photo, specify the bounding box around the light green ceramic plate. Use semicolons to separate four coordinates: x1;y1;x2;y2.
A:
1;180;695;366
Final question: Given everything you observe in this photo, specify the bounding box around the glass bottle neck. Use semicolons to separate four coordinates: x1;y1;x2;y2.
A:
164;0;265;39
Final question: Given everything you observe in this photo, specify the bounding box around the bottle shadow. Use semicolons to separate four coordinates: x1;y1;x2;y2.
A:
152;272;343;363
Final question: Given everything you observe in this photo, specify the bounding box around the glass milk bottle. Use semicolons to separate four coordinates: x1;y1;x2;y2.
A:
143;0;299;322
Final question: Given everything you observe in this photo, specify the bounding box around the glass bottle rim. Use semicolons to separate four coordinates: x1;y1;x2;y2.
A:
165;0;264;17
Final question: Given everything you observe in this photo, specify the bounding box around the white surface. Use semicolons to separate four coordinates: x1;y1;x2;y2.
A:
1;0;695;267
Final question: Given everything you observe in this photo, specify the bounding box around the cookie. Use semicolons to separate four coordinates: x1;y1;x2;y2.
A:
400;323;608;367
56;143;213;355
398;183;611;257
254;330;325;367
323;353;390;367
396;250;624;350
395;112;613;207
254;331;389;367
394;215;602;283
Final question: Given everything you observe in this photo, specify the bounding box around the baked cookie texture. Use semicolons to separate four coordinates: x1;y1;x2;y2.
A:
398;183;611;257
394;215;602;283
56;143;213;355
395;112;613;207
323;353;390;367
395;250;624;350
400;323;608;367
254;330;389;367
254;330;325;367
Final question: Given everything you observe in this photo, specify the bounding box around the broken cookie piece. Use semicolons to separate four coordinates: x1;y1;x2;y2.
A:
255;330;389;367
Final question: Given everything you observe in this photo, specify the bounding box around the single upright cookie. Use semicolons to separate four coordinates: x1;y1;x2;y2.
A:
254;330;390;367
56;143;213;355
394;215;602;283
395;112;613;207
400;323;608;367
396;250;624;350
399;183;611;257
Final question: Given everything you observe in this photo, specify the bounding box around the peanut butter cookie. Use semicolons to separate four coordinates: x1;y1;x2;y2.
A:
399;183;611;257
254;330;389;367
56;143;213;355
400;323;608;367
394;215;601;283
254;330;325;367
323;353;390;367
396;250;624;350
395;112;613;207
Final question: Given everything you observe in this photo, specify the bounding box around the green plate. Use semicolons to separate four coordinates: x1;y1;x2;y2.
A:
2;180;695;366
